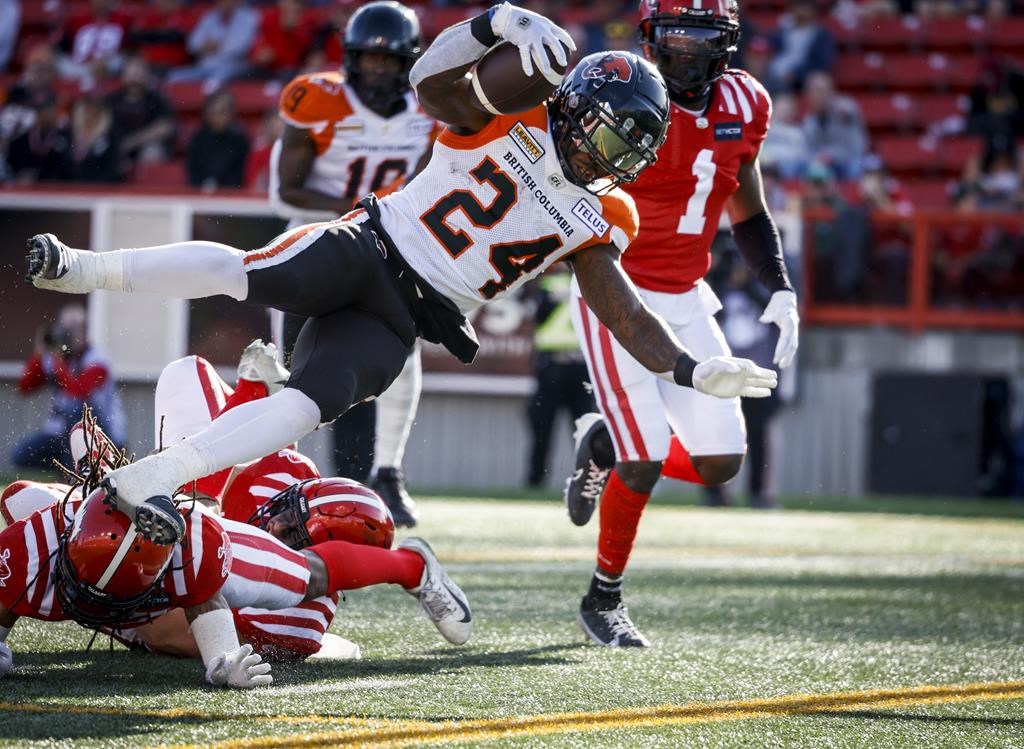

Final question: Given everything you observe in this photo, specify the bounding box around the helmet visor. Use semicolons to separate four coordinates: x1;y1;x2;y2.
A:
578;107;656;181
654;25;731;59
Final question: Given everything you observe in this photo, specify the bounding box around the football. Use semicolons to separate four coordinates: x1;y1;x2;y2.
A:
470;41;570;115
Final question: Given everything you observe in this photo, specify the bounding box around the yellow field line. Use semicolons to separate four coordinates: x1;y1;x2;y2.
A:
154;680;1024;749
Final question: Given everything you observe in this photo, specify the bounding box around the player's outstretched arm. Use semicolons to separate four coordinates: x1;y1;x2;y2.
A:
186;594;272;688
571;245;778;399
410;3;573;134
729;156;800;369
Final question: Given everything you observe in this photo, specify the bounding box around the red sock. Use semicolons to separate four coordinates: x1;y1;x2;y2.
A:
309;541;424;591
596;469;651;576
661;437;707;485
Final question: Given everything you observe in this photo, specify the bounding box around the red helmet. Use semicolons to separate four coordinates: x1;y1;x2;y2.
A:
249;478;394;550
55;488;176;627
638;0;740;107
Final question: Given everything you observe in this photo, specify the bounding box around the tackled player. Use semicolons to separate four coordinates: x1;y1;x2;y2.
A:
24;3;777;550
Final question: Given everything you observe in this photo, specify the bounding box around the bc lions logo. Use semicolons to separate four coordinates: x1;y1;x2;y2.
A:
218;533;232;578
582;55;633;84
0;548;11;588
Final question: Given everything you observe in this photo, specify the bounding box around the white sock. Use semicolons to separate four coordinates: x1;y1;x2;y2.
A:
184;387;321;474
373;346;421;470
109;241;248;299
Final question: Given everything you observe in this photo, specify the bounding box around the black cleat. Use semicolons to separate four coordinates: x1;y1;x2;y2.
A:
371;467;419;528
25;233;71;283
101;477;185;546
564;413;612;527
577;593;650;648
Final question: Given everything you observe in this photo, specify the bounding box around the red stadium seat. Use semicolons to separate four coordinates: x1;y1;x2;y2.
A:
886;53;981;91
164;81;209;115
988;17;1024;51
915;94;967;128
858;16;923;50
875;136;939;176
856;93;917;130
921;17;987;51
834;52;888;90
900;178;953;208
936;136;983;174
229;80;282;116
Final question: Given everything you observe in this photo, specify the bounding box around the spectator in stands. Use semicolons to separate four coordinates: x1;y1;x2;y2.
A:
167;0;260;87
741;35;783;95
0;44;60;149
803;161;867;302
768;0;835;93
131;0;200;77
0;0;21;73
186;90;250;190
245;107;284;192
567;0;632;56
802;71;868;180
250;0;318;81
954;134;1023;212
57;0;133;86
4;93;73;184
69;91;124;183
305;0;360;71
107;55;176;166
760;93;810;179
967;57;1024;142
858;154;912;215
13;303;126;471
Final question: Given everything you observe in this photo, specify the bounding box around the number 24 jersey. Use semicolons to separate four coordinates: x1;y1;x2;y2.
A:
622;69;772;294
377;105;639;313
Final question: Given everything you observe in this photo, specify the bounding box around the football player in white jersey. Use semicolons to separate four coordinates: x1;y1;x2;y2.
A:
269;1;437;528
26;3;778;548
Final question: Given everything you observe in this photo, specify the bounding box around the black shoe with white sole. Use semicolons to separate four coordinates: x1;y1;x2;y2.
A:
100;478;185;547
564;413;613;527
25;233;71;282
577;593;650;648
372;467;418;528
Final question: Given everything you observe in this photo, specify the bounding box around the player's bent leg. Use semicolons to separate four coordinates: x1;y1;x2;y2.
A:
690;453;744;486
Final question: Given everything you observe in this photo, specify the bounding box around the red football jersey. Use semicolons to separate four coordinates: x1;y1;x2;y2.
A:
0;500;229;623
219;448;321;523
621;70;772;294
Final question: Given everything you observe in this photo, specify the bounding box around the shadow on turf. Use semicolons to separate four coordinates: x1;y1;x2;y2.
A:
809;709;1024;727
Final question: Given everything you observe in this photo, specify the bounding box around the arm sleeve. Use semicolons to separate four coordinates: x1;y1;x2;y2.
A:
731;211;794;294
408;11;495;91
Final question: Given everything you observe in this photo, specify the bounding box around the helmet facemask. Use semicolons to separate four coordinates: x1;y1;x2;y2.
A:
249;483;313;550
345;49;415;113
640;14;739;108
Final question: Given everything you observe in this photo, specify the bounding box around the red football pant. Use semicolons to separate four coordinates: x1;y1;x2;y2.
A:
310;541;424;592
596;470;651;576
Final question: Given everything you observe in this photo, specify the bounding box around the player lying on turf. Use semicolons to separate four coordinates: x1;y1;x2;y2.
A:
1;342;397;662
0;481;470;688
25;2;777;549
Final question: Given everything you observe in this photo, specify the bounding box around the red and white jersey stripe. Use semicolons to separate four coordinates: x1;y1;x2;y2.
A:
1;481;76;530
234;594;339;660
219;450;320;523
217;514;310;611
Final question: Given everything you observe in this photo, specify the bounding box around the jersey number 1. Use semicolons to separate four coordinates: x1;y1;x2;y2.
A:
676;149;716;235
420;157;563;299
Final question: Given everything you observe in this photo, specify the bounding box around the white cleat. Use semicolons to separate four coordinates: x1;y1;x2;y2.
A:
399;537;472;646
236;339;290;394
25;233;96;294
101;455;186;545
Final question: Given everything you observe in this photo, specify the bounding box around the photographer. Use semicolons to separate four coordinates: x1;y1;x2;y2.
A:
13;303;125;471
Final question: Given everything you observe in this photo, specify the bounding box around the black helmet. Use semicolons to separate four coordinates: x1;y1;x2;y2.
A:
550;51;670;192
344;1;422;111
638;0;740;108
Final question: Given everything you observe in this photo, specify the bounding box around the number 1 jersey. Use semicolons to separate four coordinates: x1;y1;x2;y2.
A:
376;105;639;313
622;69;771;294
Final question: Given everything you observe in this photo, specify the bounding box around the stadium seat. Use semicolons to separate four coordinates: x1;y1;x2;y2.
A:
921;17;987;51
856;93;917;131
164;81;209;115
900;179;953;208
858;16;923;50
875;136;939;176
915;95;967;128
988;17;1024;51
229;80;282;117
936;137;983;174
834;52;888;90
885;53;980;91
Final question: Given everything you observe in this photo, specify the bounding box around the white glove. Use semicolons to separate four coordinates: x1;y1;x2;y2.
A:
490;2;575;83
759;290;800;369
693;356;778;399
205;644;272;689
0;643;12;679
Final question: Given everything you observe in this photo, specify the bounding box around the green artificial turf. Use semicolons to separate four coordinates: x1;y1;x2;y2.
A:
1;498;1022;748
